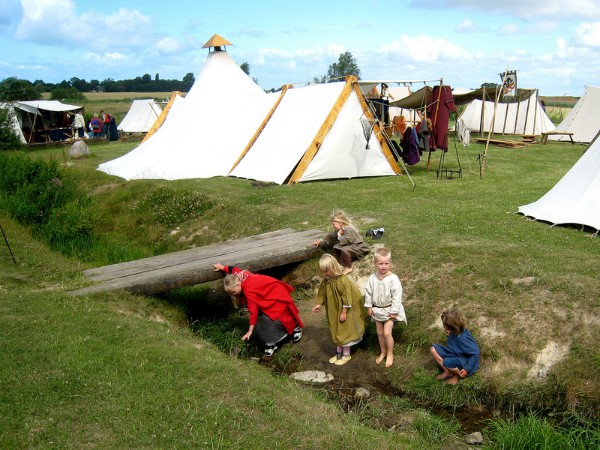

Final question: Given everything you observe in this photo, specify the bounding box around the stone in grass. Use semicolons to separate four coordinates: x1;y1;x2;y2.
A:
289;370;333;386
69;140;90;159
464;431;484;445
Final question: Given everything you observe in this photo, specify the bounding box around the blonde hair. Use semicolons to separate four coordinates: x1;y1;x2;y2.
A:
441;308;466;335
374;247;391;262
223;274;242;308
318;253;345;277
330;210;351;227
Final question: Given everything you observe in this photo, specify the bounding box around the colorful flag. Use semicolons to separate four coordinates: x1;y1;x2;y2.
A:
501;70;517;97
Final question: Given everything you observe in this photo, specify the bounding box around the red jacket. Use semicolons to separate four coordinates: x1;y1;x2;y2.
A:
224;266;303;334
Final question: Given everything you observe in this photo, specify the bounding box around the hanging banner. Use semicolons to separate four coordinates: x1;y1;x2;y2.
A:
501;70;517;98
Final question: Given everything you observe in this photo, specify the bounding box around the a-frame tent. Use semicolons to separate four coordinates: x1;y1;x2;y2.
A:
117;99;163;133
228;76;401;184
455;88;554;136
518;137;600;232
98;36;278;180
548;85;600;143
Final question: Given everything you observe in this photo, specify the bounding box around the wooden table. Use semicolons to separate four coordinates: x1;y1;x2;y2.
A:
540;131;575;144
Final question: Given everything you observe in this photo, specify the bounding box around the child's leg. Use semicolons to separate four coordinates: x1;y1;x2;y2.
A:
382;320;395;367
375;321;386;364
341;345;350;357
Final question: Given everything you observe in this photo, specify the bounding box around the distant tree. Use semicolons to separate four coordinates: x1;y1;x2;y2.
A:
70;77;89;92
89;79;100;92
141;74;152;83
182;72;194;91
0;77;40;101
240;62;250;75
481;82;499;89
155;73;160;82
326;52;360;82
50;87;85;101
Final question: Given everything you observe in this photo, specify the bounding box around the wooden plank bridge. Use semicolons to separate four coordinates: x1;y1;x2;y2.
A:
70;228;324;297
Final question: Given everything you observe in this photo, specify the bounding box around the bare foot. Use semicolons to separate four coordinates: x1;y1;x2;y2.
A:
446;375;459;385
385;354;394;367
375;354;385;364
436;371;452;380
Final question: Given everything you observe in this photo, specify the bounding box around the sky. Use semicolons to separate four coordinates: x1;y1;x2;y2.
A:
1;0;599;96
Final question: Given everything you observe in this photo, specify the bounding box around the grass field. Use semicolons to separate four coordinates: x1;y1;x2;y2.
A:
2;99;599;447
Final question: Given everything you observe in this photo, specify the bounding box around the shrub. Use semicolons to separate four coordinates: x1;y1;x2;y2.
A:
132;184;214;227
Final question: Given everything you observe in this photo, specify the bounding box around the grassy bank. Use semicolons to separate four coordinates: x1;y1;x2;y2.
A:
1;133;599;447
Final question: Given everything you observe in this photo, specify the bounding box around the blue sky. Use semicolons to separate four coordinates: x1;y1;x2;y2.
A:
1;0;599;96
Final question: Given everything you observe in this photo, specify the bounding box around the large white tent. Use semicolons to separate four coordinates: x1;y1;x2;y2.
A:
457;89;555;136
548;85;600;143
98;36;278;180
229;80;400;184
518;138;600;232
117;99;163;133
99;35;401;184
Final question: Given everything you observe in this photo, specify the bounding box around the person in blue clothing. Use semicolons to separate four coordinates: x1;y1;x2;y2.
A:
430;308;480;385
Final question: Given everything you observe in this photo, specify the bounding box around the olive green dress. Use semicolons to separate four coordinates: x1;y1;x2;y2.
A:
316;275;365;346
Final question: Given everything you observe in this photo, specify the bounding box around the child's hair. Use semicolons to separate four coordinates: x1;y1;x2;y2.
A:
223;274;242;307
330;210;351;227
319;253;345;277
441;308;466;335
374;247;391;262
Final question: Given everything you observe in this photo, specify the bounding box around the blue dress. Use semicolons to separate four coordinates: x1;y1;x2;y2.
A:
433;329;480;376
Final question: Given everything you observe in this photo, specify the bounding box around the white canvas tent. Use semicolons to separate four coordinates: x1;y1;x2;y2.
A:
518;139;600;232
4;100;82;143
457;89;555;136
98;37;278;180
0;102;27;143
99;35;401;184
117;99;162;133
229;79;400;184
548;85;600;143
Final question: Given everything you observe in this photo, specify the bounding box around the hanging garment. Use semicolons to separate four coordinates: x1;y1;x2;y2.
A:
427;85;457;151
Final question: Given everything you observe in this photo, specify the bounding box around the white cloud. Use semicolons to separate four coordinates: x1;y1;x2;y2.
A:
156;37;182;55
497;23;520;35
380;35;473;62
573;22;600;47
16;0;158;51
411;0;600;20
455;19;479;33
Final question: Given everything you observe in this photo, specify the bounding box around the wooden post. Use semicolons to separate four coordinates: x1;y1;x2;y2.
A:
482;68;509;178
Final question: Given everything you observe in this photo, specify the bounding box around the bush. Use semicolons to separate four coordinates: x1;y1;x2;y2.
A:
0;152;94;256
132;184;214;227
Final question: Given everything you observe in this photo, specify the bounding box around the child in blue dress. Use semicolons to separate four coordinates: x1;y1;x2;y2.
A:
430;308;480;385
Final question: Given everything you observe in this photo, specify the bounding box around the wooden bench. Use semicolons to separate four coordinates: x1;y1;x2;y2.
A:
69;228;324;297
540;131;575;145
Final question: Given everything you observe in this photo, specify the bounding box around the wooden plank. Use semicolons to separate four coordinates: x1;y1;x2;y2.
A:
69;229;324;297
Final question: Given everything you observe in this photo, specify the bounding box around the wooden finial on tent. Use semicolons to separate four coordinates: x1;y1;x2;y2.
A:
202;34;233;52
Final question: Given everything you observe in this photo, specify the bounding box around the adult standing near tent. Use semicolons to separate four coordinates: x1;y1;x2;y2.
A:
73;111;85;138
100;110;111;139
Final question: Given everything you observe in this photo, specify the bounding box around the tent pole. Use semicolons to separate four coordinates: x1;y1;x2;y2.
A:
482;67;509;178
0;223;17;265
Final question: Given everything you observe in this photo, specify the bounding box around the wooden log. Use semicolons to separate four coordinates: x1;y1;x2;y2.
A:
70;228;324;297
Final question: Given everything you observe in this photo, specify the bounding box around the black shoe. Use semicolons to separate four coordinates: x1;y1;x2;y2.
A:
292;327;303;342
264;345;278;356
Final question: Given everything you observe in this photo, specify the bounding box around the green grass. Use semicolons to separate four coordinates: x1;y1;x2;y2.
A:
1;134;599;447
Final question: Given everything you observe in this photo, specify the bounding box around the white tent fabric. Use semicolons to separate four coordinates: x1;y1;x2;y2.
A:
118;99;162;133
228;81;397;184
14;100;81;113
458;90;555;135
98;50;278;180
548;85;600;143
0;102;26;143
518;139;600;231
